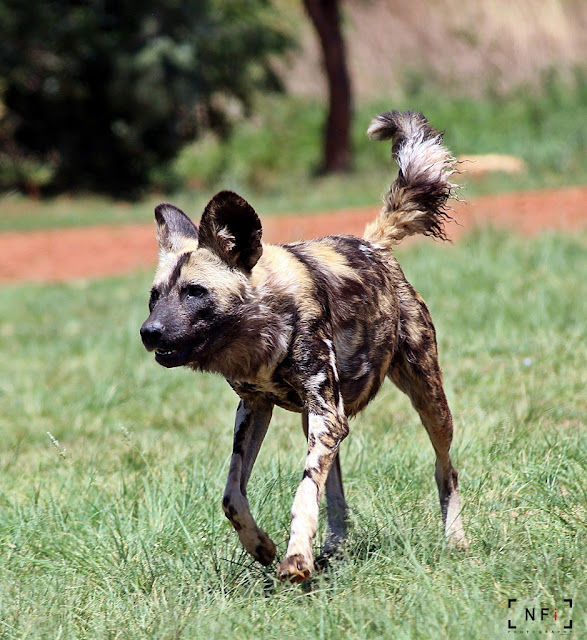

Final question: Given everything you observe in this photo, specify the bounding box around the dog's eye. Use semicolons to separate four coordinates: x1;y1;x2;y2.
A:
185;284;208;299
149;288;160;310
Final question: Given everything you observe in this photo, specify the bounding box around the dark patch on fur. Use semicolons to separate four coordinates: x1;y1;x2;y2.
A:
199;191;263;271
167;253;191;291
231;404;251;456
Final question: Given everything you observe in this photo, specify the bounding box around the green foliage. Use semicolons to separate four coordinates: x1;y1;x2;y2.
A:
0;75;586;231
0;0;290;195
1;70;585;222
173;70;587;205
0;230;585;638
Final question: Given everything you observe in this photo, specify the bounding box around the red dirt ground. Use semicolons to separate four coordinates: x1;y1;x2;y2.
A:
0;185;585;284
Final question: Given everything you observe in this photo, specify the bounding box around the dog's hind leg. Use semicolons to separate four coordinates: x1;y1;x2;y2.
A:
388;293;468;549
222;398;277;565
302;411;348;559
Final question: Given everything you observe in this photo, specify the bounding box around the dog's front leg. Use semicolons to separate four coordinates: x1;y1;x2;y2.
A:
222;398;277;565
278;351;348;582
302;411;348;560
278;405;348;582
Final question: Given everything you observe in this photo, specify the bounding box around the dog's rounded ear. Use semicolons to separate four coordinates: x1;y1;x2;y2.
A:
154;203;199;253
199;191;263;271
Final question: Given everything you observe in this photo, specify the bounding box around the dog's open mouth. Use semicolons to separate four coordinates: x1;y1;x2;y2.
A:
154;346;194;368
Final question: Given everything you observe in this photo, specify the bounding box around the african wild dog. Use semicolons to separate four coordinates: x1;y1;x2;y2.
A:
140;110;468;583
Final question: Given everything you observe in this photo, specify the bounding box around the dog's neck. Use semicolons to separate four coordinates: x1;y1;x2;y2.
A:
190;287;293;383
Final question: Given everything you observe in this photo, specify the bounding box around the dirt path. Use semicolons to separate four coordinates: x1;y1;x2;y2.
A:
0;185;585;284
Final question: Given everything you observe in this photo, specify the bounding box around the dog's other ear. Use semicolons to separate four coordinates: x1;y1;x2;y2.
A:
155;203;199;253
198;191;263;271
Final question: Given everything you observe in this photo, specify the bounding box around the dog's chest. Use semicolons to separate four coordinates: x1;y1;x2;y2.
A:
229;364;304;413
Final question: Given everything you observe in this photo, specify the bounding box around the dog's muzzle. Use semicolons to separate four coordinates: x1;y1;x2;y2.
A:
140;319;197;368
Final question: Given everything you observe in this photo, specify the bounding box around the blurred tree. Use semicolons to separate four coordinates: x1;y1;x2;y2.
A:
0;0;289;195
303;0;352;173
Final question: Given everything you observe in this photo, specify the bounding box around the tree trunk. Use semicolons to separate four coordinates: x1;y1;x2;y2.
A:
303;0;352;173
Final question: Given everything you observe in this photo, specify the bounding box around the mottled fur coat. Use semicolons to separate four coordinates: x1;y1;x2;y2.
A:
141;110;468;582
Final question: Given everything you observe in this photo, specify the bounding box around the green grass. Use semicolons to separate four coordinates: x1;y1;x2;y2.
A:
1;71;586;232
0;228;585;638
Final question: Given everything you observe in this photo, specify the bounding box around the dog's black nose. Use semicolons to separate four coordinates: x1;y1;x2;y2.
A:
140;320;164;349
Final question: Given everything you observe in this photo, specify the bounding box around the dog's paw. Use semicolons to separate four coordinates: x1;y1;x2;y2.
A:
315;543;345;572
252;533;277;566
448;529;469;551
277;554;313;584
446;519;469;550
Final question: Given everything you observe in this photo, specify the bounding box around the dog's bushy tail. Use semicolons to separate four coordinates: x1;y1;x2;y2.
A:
364;110;457;248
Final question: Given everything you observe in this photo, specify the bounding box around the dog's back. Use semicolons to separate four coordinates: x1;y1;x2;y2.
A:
236;110;457;417
234;233;402;416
